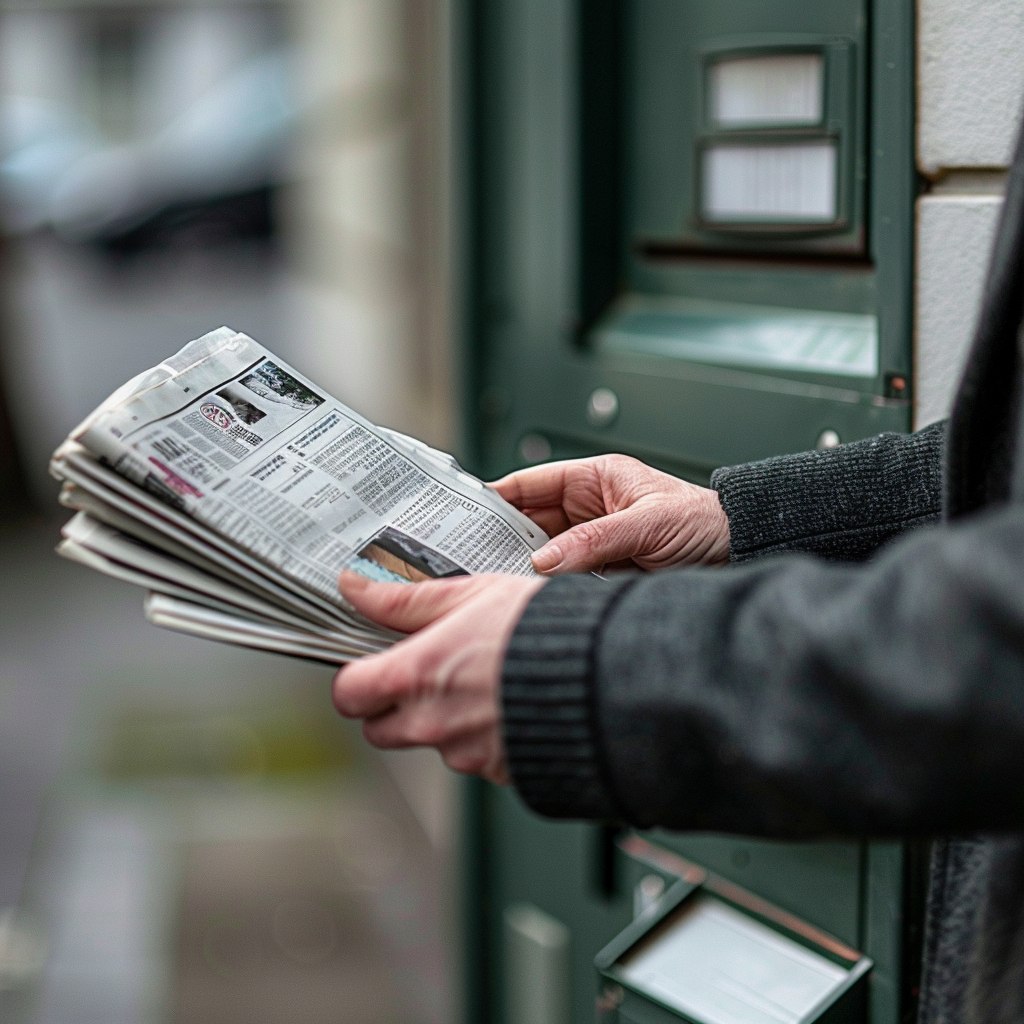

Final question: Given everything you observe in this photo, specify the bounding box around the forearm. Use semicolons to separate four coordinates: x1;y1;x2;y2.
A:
504;500;1024;837
712;421;946;562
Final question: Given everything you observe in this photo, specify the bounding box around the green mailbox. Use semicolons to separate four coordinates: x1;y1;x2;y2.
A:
457;1;921;1022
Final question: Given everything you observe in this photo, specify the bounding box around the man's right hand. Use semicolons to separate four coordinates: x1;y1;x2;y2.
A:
492;454;730;575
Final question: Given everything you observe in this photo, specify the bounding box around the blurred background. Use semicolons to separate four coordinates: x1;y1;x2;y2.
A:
1;0;1021;1021
0;0;458;1021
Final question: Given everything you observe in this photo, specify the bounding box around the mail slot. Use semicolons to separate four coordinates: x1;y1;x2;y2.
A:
596;857;871;1024
629;8;866;258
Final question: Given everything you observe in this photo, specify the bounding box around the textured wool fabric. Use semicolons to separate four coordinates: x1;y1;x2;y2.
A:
712;422;946;563
502;575;632;820
509;499;1024;833
920;839;990;1024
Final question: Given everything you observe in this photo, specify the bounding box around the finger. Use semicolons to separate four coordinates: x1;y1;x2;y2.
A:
333;647;417;720
363;704;508;783
335;687;396;721
338;571;481;632
361;700;453;749
362;707;421;748
531;506;655;574
519;506;573;538
360;690;475;747
491;461;579;509
440;735;510;784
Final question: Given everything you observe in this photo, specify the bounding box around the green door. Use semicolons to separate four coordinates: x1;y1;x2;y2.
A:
458;1;921;1022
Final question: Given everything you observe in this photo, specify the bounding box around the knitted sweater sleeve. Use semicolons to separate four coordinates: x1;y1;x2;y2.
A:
711;420;946;562
503;422;949;821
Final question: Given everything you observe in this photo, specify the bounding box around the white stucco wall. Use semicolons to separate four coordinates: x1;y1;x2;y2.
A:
914;195;1001;427
918;0;1024;175
914;0;1024;429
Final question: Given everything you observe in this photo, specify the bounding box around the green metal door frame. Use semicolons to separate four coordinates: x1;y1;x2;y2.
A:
452;2;922;1022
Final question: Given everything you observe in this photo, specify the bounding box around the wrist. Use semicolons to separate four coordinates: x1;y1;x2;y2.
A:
706;488;731;565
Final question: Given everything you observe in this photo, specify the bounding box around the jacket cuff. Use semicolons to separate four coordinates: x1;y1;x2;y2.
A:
502;574;634;820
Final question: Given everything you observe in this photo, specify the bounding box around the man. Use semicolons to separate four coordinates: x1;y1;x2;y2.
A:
331;121;1024;1024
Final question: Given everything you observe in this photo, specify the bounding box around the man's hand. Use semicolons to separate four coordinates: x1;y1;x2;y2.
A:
492;454;730;575
332;571;545;784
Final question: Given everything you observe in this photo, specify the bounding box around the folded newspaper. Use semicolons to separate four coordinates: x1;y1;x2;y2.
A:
50;327;548;664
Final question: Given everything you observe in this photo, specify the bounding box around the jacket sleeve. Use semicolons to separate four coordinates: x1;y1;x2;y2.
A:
503;469;1024;838
711;420;945;562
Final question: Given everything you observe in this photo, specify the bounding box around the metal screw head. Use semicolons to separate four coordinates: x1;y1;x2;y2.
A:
816;429;841;450
633;873;666;919
640;874;665;900
519;433;551;464
587;387;619;427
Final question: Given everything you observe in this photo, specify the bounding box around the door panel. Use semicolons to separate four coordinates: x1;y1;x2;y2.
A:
462;1;919;1022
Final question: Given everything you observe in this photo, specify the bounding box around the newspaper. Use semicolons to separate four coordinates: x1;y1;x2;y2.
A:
50;327;548;663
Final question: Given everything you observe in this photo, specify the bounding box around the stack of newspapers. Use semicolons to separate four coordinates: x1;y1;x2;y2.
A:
50;328;547;664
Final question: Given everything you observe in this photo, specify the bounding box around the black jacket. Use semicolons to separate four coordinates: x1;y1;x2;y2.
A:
502;115;1024;1024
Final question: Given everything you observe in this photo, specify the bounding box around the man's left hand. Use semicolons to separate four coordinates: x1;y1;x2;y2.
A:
332;571;545;784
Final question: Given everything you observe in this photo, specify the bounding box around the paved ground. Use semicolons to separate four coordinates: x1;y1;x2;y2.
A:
0;514;449;1024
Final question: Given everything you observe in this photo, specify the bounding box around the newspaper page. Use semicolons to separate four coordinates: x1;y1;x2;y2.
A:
68;328;547;611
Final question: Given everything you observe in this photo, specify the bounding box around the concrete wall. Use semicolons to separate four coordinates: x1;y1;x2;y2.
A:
918;0;1024;175
284;0;455;451
283;8;459;1012
914;0;1024;428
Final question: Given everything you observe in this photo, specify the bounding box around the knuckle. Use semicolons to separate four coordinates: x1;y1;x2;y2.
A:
572;519;603;553
600;453;638;475
386;584;421;615
434;575;468;596
383;658;417;701
435;574;484;606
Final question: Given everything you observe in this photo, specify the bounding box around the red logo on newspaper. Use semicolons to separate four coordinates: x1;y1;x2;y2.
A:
148;457;203;499
200;402;232;430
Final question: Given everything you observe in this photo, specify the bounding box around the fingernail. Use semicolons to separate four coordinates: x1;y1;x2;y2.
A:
532;544;562;573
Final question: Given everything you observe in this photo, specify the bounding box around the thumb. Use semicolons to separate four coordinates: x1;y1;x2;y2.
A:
339;571;480;632
531;507;653;574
